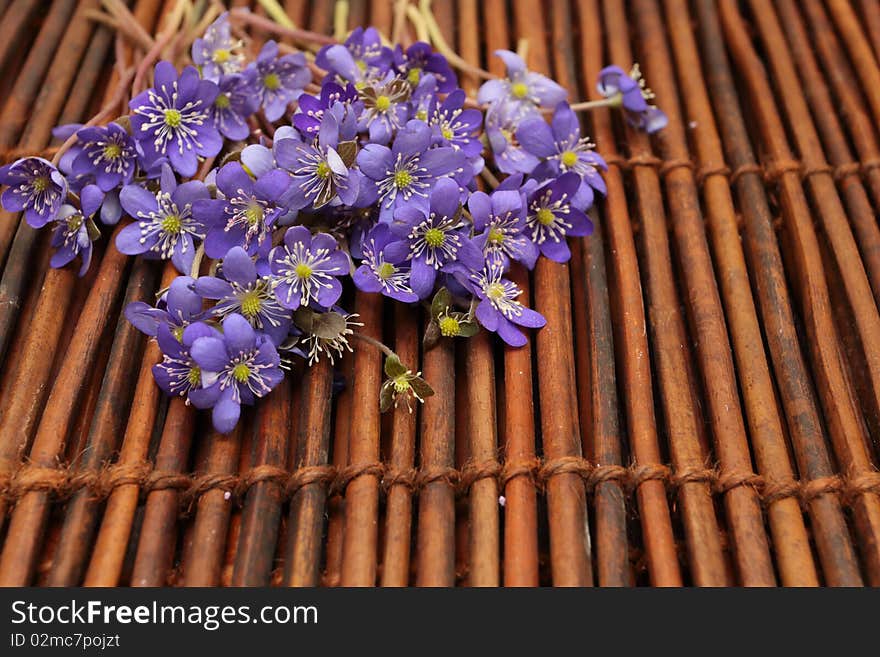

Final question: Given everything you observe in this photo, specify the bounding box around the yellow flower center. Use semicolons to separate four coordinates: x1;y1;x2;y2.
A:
377;262;396;280
32;176;49;192
214;93;231;109
263;73;281;90
240;290;262;318
295;263;313;279
213;48;230;63
232;363;250;383
424;228;445;247
375;95;391;112
187;366;201;387
441;126;454;140
415;109;427;121
164;108;182;128
439;315;461;337
66;214;83;232
394;170;412;188
486;282;506;301
245;204;263;226
407;67;422;85
315;161;331;179
393;374;411;394
161;214;182;234
536;208;555;226
561;150;578;168
356;60;367;72
103;143;122;160
511;82;529;99
488;227;505;245
173;326;185;342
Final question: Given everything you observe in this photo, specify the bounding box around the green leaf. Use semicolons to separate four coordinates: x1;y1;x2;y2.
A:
410;377;434;400
384;353;407;378
379;383;394;413
430;287;452;319
337;140;358;168
423;320;441;351
85;217;101;242
457;320;480;337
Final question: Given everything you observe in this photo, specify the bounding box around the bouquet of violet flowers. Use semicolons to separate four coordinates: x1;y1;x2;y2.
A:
0;8;665;435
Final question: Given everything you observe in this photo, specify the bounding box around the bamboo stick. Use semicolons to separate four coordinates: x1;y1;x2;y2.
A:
603;0;729;586
511;0;594;588
380;306;418;587
719;0;880;586
0;229;132;585
662;0;818;586
695;0;864;586
577;0;682;588
283;358;334;586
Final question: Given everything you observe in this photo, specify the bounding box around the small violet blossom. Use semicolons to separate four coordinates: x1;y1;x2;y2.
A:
190;313;284;433
153;321;218;400
597;64;668;134
353;223;419;303
49;204;95;276
386;177;483;299
191;12;245;81
0;157;67;227
195;161;293;258
130;61;222;177
468;266;546;347
395;42;457;92
194;246;293;346
269;225;350;310
126;274;204;338
469;185;538;271
209;73;260;141
249;41;311;122
116;164;210;273
524;173;593;263
357;119;466;221
517;102;607;207
478;50;567;119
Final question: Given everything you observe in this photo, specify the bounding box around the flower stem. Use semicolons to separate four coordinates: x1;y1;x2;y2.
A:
418;0;494;80
350;331;396;358
189;243;205;278
567;97;620;112
333;0;349;42
254;0;297;29
230;7;336;46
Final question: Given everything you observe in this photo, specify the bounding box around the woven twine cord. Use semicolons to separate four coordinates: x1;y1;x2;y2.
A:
3;457;879;513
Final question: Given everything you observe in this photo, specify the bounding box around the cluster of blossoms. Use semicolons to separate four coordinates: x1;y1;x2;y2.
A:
0;13;665;433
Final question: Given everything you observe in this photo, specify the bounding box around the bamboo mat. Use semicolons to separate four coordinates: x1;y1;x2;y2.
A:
1;0;880;587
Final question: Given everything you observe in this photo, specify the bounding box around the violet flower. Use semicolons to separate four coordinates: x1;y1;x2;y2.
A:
0;157;67;227
315;27;392;85
130;61;222;177
250;41;311;122
49;204;95;276
353;223;419;303
428;89;483;158
395;41;457;92
357;75;412;144
195;161;293;258
468;266;546;347
597;64;668;134
516;102;607;206
209;73;260;141
293;81;359;136
356;119;466;222
190;313;284;434
191;12;245;81
269;225;350;310
194;246;293;346
484;102;540;175
116;164;210;273
153;321;218;400
274;110;360;210
524;172;593;263
469;186;537;270
126;274;204;338
478;50;566;118
68;122;138;192
385;177;483;299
